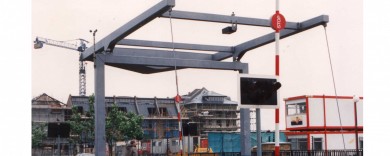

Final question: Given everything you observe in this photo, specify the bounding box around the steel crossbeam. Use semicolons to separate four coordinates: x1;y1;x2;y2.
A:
81;0;175;60
161;10;299;29
104;54;249;73
118;39;233;53
233;15;329;60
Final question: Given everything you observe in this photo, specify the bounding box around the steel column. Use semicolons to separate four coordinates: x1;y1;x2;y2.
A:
240;108;251;156
94;54;106;156
256;108;262;156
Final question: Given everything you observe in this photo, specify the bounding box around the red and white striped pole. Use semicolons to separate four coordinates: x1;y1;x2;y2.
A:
175;95;183;156
271;0;286;156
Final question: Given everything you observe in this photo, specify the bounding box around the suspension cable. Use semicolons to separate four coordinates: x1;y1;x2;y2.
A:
169;8;184;156
169;9;180;96
323;25;346;150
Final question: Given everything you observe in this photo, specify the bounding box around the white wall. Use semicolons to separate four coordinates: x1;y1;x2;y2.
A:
286;97;363;128
327;133;363;150
325;98;355;127
308;98;324;127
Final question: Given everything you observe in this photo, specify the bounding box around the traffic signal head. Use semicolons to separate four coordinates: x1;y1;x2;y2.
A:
238;74;281;109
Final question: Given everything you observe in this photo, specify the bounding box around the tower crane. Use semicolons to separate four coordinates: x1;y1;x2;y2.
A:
34;37;89;96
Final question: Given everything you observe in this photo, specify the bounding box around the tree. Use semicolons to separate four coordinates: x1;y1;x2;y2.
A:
32;122;47;148
106;104;144;156
68;95;95;153
69;94;144;156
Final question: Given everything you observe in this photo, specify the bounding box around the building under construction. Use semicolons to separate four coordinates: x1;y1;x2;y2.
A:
31;93;72;155
66;88;239;154
181;88;240;147
30;88;240;155
67;94;187;154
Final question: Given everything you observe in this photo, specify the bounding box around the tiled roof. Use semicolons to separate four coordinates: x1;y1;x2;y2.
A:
32;93;66;107
67;95;178;117
182;88;237;105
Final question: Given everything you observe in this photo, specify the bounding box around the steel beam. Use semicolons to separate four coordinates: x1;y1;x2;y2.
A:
234;15;329;60
81;0;175;60
161;10;299;29
118;39;233;53
212;52;235;61
94;54;106;156
104;54;248;72
113;48;214;60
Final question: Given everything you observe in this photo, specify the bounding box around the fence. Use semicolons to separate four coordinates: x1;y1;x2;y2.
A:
31;149;363;156
32;148;73;156
255;150;363;156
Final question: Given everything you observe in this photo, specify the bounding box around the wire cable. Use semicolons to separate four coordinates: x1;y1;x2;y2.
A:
169;8;184;156
169;9;180;96
323;26;346;151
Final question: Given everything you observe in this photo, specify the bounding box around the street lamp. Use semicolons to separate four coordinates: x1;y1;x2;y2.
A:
90;29;97;61
353;95;360;156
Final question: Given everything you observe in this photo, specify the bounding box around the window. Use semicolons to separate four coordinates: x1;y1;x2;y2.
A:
51;109;62;114
75;106;84;114
159;107;168;116
288;138;308;150
287;102;306;115
148;108;158;115
106;107;127;114
118;107;127;113
313;138;323;150
287;105;297;115
359;137;363;149
216;120;222;127
297;103;306;114
171;140;178;146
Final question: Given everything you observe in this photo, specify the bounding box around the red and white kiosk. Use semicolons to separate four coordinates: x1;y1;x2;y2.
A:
284;95;363;151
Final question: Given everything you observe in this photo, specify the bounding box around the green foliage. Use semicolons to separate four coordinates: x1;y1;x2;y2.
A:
32;122;47;148
68;94;94;144
106;104;144;142
68;94;144;146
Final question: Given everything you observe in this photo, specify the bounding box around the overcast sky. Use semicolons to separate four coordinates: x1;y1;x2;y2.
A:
30;0;363;131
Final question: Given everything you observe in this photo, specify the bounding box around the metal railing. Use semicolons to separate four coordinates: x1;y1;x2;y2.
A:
255;150;363;156
139;152;241;156
31;149;363;156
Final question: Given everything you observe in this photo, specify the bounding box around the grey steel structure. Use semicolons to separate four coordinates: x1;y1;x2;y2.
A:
79;0;329;155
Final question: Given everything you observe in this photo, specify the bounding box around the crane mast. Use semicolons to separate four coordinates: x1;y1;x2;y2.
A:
34;37;89;96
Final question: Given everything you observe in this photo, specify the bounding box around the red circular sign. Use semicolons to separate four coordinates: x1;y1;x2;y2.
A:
271;11;286;32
